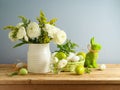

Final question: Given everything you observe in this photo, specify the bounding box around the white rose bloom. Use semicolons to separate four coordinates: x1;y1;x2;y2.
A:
16;22;23;28
44;24;60;38
58;59;67;68
17;27;26;39
27;22;40;38
8;30;18;41
53;30;67;45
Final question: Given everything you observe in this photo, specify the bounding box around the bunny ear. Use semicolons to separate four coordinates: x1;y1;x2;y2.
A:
90;37;95;45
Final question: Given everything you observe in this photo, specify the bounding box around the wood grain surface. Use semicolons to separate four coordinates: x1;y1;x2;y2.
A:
0;64;120;85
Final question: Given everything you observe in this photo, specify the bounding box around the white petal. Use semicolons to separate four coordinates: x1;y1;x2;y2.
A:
53;30;67;45
17;27;26;39
24;35;28;41
44;24;60;38
27;22;41;38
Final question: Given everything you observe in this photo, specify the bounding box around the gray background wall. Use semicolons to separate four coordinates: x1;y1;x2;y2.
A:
0;0;120;64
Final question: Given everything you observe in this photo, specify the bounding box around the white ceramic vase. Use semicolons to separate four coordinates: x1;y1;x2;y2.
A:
27;43;51;73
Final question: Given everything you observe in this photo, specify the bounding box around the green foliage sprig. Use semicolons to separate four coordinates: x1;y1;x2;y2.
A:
36;10;57;27
36;11;47;28
18;16;30;29
3;25;17;31
85;68;91;74
36;11;57;44
56;40;79;56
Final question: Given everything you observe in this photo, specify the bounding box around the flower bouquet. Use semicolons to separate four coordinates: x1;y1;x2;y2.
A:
4;10;67;73
4;10;67;47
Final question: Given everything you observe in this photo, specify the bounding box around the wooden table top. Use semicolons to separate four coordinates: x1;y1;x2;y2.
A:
0;64;120;85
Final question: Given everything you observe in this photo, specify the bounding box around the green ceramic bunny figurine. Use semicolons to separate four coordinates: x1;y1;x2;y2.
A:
84;37;102;68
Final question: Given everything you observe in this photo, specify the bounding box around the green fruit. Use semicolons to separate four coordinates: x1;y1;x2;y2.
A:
19;68;28;75
77;52;86;59
75;65;85;75
55;52;67;60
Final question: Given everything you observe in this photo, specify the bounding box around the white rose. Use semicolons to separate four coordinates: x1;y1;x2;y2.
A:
53;30;67;45
27;22;40;38
58;59;67;68
17;27;26;39
44;24;60;38
8;30;18;41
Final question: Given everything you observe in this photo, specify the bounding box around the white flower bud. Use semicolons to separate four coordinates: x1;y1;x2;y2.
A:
58;59;67;68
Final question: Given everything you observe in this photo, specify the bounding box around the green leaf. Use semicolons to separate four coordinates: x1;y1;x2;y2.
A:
36;17;40;22
56;39;79;55
18;16;27;23
18;16;30;28
3;25;17;30
40;11;47;20
8;71;18;76
49;18;57;25
85;68;91;73
40;10;46;17
13;42;26;48
36;10;48;28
